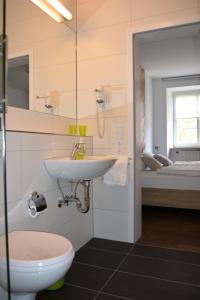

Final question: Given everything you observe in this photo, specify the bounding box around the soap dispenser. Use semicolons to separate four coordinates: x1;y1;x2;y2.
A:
76;138;85;160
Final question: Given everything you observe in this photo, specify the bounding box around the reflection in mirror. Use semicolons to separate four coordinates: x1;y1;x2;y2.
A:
7;0;77;119
8;55;29;110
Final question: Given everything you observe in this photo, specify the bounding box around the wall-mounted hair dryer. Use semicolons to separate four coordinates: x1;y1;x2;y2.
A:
94;86;107;139
95;88;104;104
94;86;107;108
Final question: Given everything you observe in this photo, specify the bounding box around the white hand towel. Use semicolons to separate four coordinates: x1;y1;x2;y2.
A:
103;155;129;186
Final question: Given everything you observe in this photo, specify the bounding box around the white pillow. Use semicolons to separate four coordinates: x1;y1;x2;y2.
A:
154;154;173;166
141;153;163;171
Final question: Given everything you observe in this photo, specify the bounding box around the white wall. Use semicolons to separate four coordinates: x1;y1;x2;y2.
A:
0;132;93;250
140;35;200;78
77;0;200;242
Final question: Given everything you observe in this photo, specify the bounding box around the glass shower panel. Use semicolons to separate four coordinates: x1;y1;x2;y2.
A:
0;0;11;299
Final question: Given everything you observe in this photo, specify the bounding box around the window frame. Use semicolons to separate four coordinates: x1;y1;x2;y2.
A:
173;89;200;147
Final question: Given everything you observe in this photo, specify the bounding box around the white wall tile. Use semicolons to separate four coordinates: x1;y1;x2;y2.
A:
21;150;56;195
51;134;93;150
6;132;21;151
78;87;128;119
34;35;75;68
131;0;198;21
34;63;76;94
78;54;127;90
93;208;129;242
21;188;79;232
78;0;131;31
58;91;77;119
7;19;31;48
93;178;128;211
51;135;75;150
31;14;69;42
6;107;53;134
79;116;128;152
7;0;31;24
78;22;130;61
21;133;53;151
78;89;96;118
6;151;22;204
131;7;200;31
64;213;93;250
52;115;74;135
7;201;23;233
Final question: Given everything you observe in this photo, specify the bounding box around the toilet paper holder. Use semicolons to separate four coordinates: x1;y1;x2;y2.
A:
28;191;47;218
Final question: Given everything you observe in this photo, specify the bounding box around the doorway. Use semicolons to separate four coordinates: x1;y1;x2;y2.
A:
133;23;200;252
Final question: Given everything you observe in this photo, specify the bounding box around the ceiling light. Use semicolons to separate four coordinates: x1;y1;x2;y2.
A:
47;0;72;20
30;0;62;23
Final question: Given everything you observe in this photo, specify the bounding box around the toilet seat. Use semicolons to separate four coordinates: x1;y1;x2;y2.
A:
0;231;75;300
0;231;74;269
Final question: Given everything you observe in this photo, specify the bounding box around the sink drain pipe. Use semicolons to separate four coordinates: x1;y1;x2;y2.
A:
57;179;90;214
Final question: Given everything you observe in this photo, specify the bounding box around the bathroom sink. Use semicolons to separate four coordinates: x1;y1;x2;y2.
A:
44;156;117;181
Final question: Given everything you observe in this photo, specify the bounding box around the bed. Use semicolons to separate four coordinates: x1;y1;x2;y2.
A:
141;161;200;210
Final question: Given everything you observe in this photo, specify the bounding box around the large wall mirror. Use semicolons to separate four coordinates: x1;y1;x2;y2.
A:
6;0;77;119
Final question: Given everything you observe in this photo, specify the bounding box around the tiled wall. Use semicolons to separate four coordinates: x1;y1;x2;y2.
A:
77;0;200;242
3;0;200;246
0;131;93;250
6;106;76;135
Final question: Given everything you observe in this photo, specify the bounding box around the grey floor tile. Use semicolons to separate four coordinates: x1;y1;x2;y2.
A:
120;254;200;286
132;244;200;265
96;293;130;300
36;284;97;300
75;247;125;269
65;262;113;290
103;271;200;300
85;238;133;254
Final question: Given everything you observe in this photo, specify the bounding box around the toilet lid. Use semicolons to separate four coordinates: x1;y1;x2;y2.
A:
0;231;73;262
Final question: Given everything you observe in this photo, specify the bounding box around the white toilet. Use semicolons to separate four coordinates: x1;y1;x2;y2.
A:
0;231;75;300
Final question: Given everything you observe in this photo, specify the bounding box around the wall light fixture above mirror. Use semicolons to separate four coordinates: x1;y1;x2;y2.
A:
30;0;72;23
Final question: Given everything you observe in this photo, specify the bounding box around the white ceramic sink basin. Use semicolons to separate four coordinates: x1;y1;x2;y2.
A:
44;156;117;181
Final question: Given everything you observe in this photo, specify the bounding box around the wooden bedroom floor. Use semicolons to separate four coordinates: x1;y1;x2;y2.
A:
139;206;200;253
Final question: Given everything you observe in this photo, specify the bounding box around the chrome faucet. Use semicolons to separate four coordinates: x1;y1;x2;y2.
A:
71;142;85;160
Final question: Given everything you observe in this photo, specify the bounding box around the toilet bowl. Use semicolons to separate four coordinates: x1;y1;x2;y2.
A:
0;231;75;300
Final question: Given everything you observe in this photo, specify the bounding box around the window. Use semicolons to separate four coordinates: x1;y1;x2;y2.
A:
173;90;200;146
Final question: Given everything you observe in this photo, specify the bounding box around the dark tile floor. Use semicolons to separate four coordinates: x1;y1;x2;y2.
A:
37;238;200;300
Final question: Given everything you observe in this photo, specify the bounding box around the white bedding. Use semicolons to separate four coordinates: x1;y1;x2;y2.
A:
141;169;200;190
175;161;200;166
157;161;200;177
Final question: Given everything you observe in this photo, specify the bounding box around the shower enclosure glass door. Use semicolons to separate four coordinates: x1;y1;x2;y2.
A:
0;0;11;299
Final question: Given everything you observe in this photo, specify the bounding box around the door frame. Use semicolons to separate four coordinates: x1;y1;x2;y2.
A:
127;10;200;243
